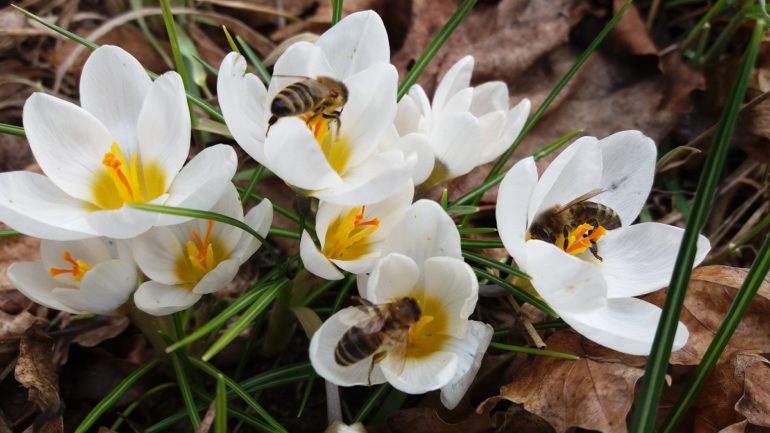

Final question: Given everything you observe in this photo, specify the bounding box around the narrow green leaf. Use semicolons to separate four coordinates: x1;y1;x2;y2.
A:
237;35;272;84
110;382;176;431
269;227;301;240
490;342;579;360
463;250;530;280
238;187;302;225
296;373;316;417
447;205;480;216
354;384;390;422
74;358;161;433
163;333;201;429
239;362;314;393
656;145;701;171
460;238;504;248
473;267;556;317
629;20;765;433
159;0;197;126
302;278;347;307
215;374;228;433
332;0;344;24
192;54;219;77
531;128;584;160
0;230;20;238
397;0;477;100
240;165;265;202
679;0;728;50
222;25;241;54
532;319;568;330
330;276;357;313
0;123;25;137
458;227;497;235
130;0;174;68
13;5;97;48
193;118;232;138
202;280;287;361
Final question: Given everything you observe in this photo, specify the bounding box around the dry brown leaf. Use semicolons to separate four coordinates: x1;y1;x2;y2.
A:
736;360;770;427
491;331;643;433
376;407;494;433
0;310;45;338
71;316;130;347
0;233;40;292
14;326;62;433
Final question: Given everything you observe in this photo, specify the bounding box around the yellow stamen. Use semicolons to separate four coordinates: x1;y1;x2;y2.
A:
557;223;608;256
185;220;217;274
49;251;92;282
405;296;449;359
92;142;166;210
322;206;380;261
304;115;351;175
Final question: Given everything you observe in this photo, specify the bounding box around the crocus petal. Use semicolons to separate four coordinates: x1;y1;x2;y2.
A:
85;205;159;239
315;10;390;78
233;199;273;262
133;227;184;285
23;93;114;204
381;350;459;394
430;111;482;178
366;253;420;303
476;110;507;163
496;157;538;267
528;136;601;224
392;133;434;185
301;231;345;280
40;238;112;286
593;131;656;225
0;172;97;240
79;45;152;154
598;223;711;298
470;81;509;114
309;307;387;386
383;200;462;268
217;52;269;164
134;281;201;316
440;321;493;409
481;98;530;165
192;258;240;294
432;56;473;113
423;257;478;338
6;262;79;313
525;240;607;314
332;254;380;275
264;118;342;191
564;297;689;355
313;150;410;206
75;259;138;314
136;71;190;189
201;184;244;256
394;87;425;134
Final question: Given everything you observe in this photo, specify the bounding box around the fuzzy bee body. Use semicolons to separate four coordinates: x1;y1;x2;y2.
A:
268;76;348;129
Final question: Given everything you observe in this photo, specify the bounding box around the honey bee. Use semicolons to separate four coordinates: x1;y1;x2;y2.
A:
335;297;421;384
528;189;621;261
268;76;348;131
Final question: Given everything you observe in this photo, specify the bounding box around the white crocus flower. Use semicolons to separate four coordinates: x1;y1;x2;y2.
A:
218;11;411;205
0;45;236;241
7;238;137;315
132;184;272;316
394;56;531;187
310;200;492;409
300;181;414;280
496;131;711;355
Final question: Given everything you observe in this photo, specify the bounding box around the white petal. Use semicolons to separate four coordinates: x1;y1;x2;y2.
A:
23;93;113;203
359;179;415;237
599;223;712;298
496;157;537;267
85;206;156;239
40;238;112;287
470;81;508;115
203;183;244;255
300;230;344;280
309;307;387;386
136;71;190;190
594;131;656;225
382;350;459;394
233;199;273;261
133;227;184;285
440;321;493;409
394;89;424;135
79;45;152;154
429;111;482;178
315;10;390;78
476;110;507;163
392;133;434;185
218;52;269;164
499;98;531;149
263;118;342;191
133;281;201;316
192;258;239;294
366;253;419;303
525;240;607;314
77;259;138;314
0;172;97;240
433;56;473;112
528;136;601;224
382;200;462;268
6;262;79;313
331;254;380;275
564;297;688;355
423;257;478;337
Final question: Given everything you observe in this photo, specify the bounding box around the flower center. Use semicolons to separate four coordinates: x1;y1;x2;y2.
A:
305;115;351;175
405;295;449;359
556;223;608;256
175;220;225;284
49;251;92;282
92;143;166;210
322;206;380;261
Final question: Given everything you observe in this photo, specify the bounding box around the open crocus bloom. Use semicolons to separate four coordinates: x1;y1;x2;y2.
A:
132;184;272;315
7;238;137;315
300;181;414;280
310;200;492;409
0;45;236;240
218;11;411;205
394;56;530;187
496;131;711;355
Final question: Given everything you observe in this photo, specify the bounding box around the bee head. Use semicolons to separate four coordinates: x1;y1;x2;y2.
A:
528;223;553;242
397;297;421;323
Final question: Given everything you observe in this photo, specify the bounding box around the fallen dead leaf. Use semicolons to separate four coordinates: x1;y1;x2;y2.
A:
736;360;770;427
375;407;495;433
0;233;40;292
70;316;130;348
14;326;63;433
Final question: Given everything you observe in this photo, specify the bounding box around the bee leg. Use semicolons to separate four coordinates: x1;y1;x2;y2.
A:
267;115;278;133
562;225;570;250
589;241;604;262
322;111;343;133
368;352;386;386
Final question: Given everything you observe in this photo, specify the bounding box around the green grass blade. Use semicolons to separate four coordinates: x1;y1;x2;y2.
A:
240;165;265;202
458;227;498;235
238;188;302;225
531;128;584;160
460;238;504;248
462;250;530;280
215;374;227;433
236;35;272;84
0;123;25;137
239;362;314;393
332;0;343;24
354;384;390;422
302;278;348;307
679;0;729;50
269;227;301;240
629;19;764;433
159;0;197;126
660;232;770;433
472;267;556;317
296;373;316;417
110;382;176;431
161;333;201;429
74;358;161;433
202;280;287;361
489;342;579;360
0;230;20;238
397;0;477;100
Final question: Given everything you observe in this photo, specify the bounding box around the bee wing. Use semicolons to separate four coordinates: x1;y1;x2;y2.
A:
381;330;410;377
555;188;607;214
336;305;387;334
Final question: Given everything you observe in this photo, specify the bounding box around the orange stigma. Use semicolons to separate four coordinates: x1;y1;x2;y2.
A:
49;251;92;282
322;206;381;260
559;223;607;256
186;220;216;274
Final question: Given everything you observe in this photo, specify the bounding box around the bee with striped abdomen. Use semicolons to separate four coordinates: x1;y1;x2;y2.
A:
268;76;348;131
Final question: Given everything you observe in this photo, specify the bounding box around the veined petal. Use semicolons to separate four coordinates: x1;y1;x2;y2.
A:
423;257;478;338
79;45;152;154
205;183;244;255
433;56;474;113
383;200;462;268
440;321;493;409
315;10;390;78
6;262;79;313
133;226;185;285
528;136;601;224
134;281;201;316
366;253;420;303
525;240;607;314
301;230;345;280
429;111;482;178
23;93;114;204
381;350;459;394
218;52;269;164
496;157;537;267
595;131;656;225
233;199;273;262
76;259;138;314
598;223;711;298
264;118;342;191
564;297;689;355
313;150;410;206
0;172;97;240
192;258;240;294
136;71;190;190
309;307;387;386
